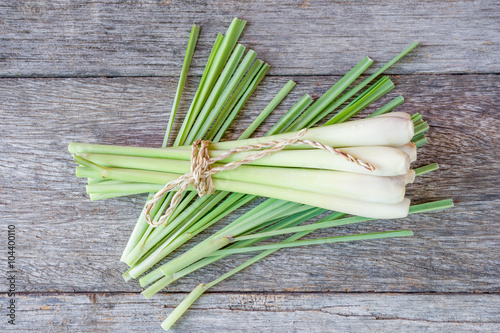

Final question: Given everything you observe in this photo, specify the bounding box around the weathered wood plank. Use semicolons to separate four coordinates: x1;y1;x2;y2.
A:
1;293;498;332
1;0;499;77
0;74;499;294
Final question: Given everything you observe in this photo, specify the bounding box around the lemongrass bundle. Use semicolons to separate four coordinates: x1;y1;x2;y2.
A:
68;17;452;332
70;113;415;219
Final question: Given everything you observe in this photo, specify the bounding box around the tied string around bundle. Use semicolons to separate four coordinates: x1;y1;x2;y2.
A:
143;129;375;227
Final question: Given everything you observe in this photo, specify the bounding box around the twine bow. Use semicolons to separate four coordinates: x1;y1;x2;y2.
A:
144;129;375;227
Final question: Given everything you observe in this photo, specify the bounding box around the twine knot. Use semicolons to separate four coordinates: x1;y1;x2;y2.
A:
144;129;375;227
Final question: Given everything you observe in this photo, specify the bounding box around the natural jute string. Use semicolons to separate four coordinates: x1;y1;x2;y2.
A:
144;129;375;227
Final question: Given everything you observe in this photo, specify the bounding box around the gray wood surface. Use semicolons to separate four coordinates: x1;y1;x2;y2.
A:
1;293;499;332
1;0;499;77
1;0;499;332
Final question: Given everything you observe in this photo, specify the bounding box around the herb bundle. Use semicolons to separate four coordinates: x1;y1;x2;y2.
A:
69;18;452;331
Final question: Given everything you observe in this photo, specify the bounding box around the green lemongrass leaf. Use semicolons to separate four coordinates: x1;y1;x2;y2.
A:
175;18;247;146
266;94;313;136
292;42;419;130
411;112;422;123
414;163;439;176
414;121;430;136
142;208;324;297
368;96;404;118
188;47;254;142
208;60;265;140
415;136;428;147
184;44;247;144
161;283;207;331
73;155;107;173
163;24;200;146
324;77;394;125
211;230;414;256
305;75;388;128
234;199;453;242
238;80;296;139
288;57;373;130
122;29;220;261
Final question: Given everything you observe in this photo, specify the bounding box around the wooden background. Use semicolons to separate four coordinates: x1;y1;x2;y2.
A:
1;0;499;332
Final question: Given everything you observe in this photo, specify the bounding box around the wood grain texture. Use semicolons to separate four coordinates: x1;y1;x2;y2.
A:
1;293;498;332
0;74;498;295
1;0;499;77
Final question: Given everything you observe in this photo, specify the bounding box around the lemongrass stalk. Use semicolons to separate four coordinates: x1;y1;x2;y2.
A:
139;199;297;286
186;47;253;143
412;132;425;143
136;192;196;249
161;283;207;331
369;96;404;118
224;199;454;248
174;18;246;146
414;163;439;176
127;192;230;268
125;62;288;271
212;63;270;141
159;199;452;330
414;136;427;148
160;230;413;330
89;192;136;200
128;44;414;282
84;144;411;177
215;230;414;256
124;193;214;266
299;76;388;129
296;76;390;130
210;115;415;150
205;60;265;140
199;57;264;141
154;202;306;280
183;44;246;144
77;163;411;219
163;24;200;146
324;77;394;125
138;57;265;263
142;208;325;297
69;115;414;157
87;178;111;184
157;198;451;316
127;61;272;267
194;48;258;140
128;193;254;279
266;94;313;135
288;57;374;130
137;204;318;286
85;157;407;204
414;121;429;136
122;26;211;261
238;80;296;139
411;113;422;123
289;43;418;130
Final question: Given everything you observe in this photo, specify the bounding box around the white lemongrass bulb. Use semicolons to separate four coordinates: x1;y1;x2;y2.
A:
395;142;417;162
210;116;415;150
213;178;411;219
217;166;406;204
392;169;416;184
375;112;412;120
210;146;410;176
